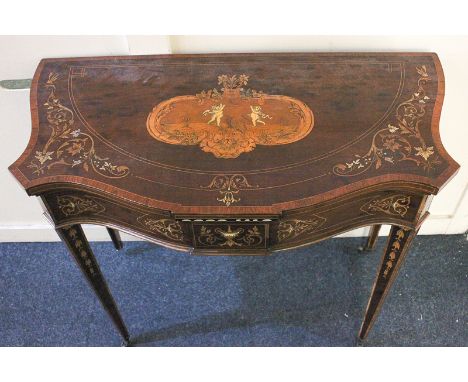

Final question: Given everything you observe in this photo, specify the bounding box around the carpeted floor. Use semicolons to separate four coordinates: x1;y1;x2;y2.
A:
0;235;466;346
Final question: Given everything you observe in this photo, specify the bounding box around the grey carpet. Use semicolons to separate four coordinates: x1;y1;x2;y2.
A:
0;235;466;346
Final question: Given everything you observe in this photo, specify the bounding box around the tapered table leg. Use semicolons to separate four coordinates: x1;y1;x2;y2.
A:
106;227;123;250
359;225;417;340
56;224;130;343
364;224;382;251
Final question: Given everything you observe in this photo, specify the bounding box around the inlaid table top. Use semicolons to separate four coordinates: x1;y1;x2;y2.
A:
10;53;458;215
8;53;459;344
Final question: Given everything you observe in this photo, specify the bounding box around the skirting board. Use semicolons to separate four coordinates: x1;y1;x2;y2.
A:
0;216;465;242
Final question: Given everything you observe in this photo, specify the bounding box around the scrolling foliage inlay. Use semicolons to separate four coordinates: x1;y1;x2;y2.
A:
333;66;441;176
57;195;105;216
147;74;314;158
361;195;411;217
137;215;184;241
277;216;326;242
28;73;130;178
201;174;257;206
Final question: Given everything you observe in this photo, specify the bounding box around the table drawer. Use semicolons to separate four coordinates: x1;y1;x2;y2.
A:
191;222;269;252
270;191;424;249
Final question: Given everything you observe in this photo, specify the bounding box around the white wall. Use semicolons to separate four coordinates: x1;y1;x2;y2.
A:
0;36;466;242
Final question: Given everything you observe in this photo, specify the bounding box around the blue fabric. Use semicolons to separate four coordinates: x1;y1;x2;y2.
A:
0;235;466;346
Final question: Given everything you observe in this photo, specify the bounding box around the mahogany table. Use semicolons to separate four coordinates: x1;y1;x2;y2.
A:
9;53;459;345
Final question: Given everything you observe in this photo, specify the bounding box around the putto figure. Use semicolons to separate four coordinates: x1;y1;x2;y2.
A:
147;74;313;158
203;103;225;127
249;105;272;126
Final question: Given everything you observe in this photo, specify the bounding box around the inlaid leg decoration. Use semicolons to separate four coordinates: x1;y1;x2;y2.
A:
106;227;123;250
56;224;130;343
364;224;382;251
359;225;417;340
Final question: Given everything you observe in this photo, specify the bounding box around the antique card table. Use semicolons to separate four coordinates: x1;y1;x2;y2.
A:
9;53;459;344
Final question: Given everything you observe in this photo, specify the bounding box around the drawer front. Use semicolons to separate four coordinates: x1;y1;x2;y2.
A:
192;222;269;251
271;191;423;249
41;189;423;253
41;190;193;248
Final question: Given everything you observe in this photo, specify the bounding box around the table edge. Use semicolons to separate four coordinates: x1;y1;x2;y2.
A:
8;52;460;215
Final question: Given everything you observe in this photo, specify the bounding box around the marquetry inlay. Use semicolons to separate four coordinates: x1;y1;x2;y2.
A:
9;53;458;343
360;195;411;217
28;73;130;179
201;174;257;206
333;66;441;176
147;74;314;158
136;215;184;241
196;224;264;248
64;226;96;276
57;195;105;216
277;216;326;242
383;227;411;278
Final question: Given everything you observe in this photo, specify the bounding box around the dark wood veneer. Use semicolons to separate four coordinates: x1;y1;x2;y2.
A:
9;53;459;344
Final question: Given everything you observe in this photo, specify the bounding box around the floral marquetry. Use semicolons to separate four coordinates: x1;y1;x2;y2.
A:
147;74;314;158
277;216;327;242
359;225;416;339
11;54;458;214
193;223;267;249
9;53;459;343
57;195;105;216
27;73;130;179
333;66;442;176
136;215;184;241
382;227;411;278
199;225;260;247
64;226;96;276
360;195;412;217
201;174;257;206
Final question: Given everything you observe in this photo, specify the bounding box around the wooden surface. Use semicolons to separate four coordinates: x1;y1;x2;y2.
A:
8;53;459;343
10;53;458;214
